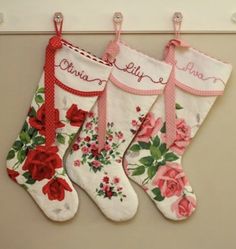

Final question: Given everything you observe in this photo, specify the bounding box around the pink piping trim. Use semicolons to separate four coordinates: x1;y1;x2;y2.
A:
109;74;163;95
175;80;224;96
98;86;107;152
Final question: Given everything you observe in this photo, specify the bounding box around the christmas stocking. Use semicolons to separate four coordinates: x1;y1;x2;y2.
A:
6;18;112;221
124;38;232;220
65;19;172;221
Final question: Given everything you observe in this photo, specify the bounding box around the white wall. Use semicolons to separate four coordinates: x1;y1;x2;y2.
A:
0;0;236;32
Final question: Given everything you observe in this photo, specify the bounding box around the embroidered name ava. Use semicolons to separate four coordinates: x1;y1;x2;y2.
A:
175;61;225;85
114;60;166;85
55;58;107;85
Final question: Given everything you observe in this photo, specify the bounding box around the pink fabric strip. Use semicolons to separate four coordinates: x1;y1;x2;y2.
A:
110;74;164;95
164;45;177;148
98;86;107;152
175;80;224;96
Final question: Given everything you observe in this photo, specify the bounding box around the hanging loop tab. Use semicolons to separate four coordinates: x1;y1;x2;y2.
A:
113;12;123;41
173;12;183;39
54;12;63;36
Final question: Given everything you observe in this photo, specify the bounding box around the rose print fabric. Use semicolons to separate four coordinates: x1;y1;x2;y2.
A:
6;38;112;221
66;42;172;222
124;41;232;220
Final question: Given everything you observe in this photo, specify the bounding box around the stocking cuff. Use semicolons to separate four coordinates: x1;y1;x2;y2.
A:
53;39;112;96
110;42;172;94
174;46;232;96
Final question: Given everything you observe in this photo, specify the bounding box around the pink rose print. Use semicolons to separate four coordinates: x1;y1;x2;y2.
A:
162;118;191;155
136;113;163;142
113;177;120;184
171;196;196;218
104;144;111;151
82;146;89;154
74;160;81;167
92;160;101;168
152;163;188;198
116;131;124;140
123;158;130;176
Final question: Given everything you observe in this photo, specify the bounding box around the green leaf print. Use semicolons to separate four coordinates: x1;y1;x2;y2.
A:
139;156;154;167
56;134;65;144
7;150;15;160
147;165;158;179
23;172;36;185
12;140;23;151
175;103;183;110
17;149;26;163
159;143;168;154
164;152;179;162
33;136;45;145
150;145;161;160
19;131;31;144
138;141;151;149
35;95;44;104
152;188;165;201
132;166;145;176
37;87;45;94
152;136;160;147
160;123;166;133
129;144;141;152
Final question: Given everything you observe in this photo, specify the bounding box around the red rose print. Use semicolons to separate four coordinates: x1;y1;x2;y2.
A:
136;106;141;112
66;104;87;127
42;177;72;201
162;118;191;155
85;122;92;129
72;143;79;151
22;146;62;181
84;136;91;142
91;147;99;157
103;176;109;183
171;196;196;218
136;113;162;142
152;163;188;198
106;191;113;198
7;168;19;182
29;104;65;135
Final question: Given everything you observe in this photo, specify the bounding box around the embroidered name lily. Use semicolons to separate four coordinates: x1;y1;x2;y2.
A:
114;60;165;84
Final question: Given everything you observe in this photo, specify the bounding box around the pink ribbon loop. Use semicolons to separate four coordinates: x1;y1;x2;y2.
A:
164;39;189;148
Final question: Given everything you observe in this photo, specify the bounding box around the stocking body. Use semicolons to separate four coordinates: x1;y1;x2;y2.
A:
124;42;232;220
6;39;111;221
66;42;172;221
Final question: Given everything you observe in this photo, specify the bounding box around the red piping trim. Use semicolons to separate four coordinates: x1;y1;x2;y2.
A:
61;39;112;67
55;77;103;97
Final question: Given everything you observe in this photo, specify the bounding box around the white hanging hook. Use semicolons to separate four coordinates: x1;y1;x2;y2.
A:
54;12;63;23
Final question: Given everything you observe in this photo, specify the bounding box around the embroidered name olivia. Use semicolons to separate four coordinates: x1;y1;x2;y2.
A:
114;60;166;85
175;61;225;85
55;58;106;85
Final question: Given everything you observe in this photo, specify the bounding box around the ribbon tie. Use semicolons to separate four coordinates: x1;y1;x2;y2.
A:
164;38;189;148
44;35;62;148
